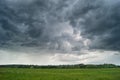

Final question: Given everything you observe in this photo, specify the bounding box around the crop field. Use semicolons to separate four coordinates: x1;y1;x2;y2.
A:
0;68;120;80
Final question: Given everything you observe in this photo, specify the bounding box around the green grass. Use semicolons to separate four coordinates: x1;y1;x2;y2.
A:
0;68;120;80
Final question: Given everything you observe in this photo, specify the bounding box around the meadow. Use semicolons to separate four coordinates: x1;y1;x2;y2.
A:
0;68;120;80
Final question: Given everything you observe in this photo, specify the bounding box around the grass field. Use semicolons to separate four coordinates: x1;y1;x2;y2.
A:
0;68;120;80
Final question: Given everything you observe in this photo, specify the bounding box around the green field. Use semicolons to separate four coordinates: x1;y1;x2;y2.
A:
0;68;120;80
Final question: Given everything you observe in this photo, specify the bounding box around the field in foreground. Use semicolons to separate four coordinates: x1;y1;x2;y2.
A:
0;68;120;80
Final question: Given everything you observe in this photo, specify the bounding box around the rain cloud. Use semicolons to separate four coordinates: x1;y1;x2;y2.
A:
0;0;120;64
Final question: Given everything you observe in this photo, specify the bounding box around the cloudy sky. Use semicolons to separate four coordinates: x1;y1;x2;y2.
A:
0;0;120;65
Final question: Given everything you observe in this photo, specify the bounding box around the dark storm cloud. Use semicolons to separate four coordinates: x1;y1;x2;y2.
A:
0;0;82;52
0;0;120;52
68;0;120;51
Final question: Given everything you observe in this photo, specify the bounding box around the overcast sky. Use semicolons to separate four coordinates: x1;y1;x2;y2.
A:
0;0;120;65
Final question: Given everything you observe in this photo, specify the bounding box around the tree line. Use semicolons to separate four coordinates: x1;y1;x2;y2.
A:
0;64;120;69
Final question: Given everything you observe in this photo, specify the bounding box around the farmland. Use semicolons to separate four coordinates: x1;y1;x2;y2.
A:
0;68;120;80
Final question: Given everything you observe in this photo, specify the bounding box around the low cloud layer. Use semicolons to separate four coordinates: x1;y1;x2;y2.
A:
0;0;120;64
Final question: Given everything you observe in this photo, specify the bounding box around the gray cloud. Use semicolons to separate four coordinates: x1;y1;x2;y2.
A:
0;0;120;54
68;0;120;51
